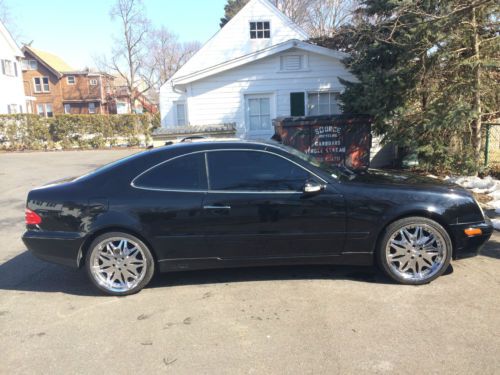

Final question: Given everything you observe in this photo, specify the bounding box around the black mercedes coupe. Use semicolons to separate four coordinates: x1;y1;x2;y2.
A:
23;140;493;295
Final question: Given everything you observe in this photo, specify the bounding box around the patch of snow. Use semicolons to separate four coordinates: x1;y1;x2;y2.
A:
492;219;500;231
446;176;500;224
447;176;499;194
488;190;500;200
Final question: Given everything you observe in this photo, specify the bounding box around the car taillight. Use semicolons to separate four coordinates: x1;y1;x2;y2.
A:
25;208;42;225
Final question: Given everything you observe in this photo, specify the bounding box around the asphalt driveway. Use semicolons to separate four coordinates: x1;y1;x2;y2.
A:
1;149;499;374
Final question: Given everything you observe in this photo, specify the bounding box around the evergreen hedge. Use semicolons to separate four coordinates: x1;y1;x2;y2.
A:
0;113;160;151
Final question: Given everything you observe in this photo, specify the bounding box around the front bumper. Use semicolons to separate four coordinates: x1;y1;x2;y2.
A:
450;219;494;260
22;230;85;268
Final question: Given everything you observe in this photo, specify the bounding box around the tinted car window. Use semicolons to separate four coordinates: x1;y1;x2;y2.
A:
134;153;207;190
208;150;310;191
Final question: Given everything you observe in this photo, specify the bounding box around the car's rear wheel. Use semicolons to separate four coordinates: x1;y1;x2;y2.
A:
377;217;452;285
85;232;155;296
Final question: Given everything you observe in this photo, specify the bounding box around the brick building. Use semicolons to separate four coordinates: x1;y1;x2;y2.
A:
21;45;114;116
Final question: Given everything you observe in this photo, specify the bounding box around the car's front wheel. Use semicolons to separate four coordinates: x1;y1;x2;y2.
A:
378;217;452;284
85;232;155;296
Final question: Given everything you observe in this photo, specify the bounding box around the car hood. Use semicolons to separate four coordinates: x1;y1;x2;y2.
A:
348;169;467;193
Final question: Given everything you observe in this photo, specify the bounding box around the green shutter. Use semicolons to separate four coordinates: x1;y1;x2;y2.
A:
290;92;305;117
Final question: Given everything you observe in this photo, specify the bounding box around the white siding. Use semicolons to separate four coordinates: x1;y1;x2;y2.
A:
0;22;25;114
172;0;307;80
159;82;188;127
159;0;355;139
161;50;356;139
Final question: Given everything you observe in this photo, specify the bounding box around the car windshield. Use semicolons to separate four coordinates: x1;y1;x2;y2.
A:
273;143;355;180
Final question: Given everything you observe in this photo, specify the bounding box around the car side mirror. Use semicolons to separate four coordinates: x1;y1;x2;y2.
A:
303;180;324;195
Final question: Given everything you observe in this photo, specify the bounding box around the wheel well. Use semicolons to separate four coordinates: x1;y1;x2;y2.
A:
373;211;456;260
78;227;157;268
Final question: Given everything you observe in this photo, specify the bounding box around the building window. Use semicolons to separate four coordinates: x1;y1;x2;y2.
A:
45;104;53;117
22;59;38;70
89;79;98;86
175;102;187;126
116;101;128;114
36;104;53;117
34;77;50;93
88;103;96;114
307;92;341;116
247;97;271;131
280;55;304;71
36;104;45;116
64;104;71;114
250;21;270;39
67;76;75;85
1;59;17;76
7;104;19;114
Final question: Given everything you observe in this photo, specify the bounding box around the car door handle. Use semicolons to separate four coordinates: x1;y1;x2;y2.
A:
203;205;231;210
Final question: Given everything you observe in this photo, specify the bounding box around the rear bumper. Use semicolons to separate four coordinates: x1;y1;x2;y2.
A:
22;230;85;268
450;219;494;260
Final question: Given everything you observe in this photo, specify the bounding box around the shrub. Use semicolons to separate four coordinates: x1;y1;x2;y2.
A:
0;113;160;151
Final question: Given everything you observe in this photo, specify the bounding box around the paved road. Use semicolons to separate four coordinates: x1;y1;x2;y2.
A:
1;150;499;374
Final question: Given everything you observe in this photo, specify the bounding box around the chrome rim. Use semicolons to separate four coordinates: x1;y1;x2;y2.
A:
385;224;447;281
90;237;147;293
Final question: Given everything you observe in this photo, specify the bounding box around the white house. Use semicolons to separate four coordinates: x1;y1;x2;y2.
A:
0;20;27;114
159;0;356;140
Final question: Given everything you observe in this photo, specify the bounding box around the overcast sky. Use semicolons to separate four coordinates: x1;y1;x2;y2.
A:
4;0;227;69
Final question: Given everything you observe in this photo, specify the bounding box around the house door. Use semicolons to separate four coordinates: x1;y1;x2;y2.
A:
245;94;274;139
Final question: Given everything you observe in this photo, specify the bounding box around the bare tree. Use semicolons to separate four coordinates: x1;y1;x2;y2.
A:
274;0;310;26
276;0;359;37
0;0;22;42
107;0;151;112
222;0;358;37
0;0;9;24
146;27;200;90
100;0;200;110
305;0;358;37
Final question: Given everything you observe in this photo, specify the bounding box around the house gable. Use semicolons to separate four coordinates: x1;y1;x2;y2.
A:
0;20;22;57
22;49;62;80
22;46;74;78
169;0;308;83
173;40;349;85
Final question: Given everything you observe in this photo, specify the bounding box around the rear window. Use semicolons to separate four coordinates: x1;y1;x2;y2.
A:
134;153;207;190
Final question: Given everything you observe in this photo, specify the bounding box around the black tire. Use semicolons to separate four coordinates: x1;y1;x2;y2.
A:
85;232;155;296
377;217;452;285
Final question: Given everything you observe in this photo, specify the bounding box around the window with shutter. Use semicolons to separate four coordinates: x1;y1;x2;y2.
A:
1;60;15;76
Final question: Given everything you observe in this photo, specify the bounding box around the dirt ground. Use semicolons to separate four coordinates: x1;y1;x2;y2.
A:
1;149;499;374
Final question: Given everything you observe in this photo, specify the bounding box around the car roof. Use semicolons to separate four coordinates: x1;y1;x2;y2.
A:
154;138;284;153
